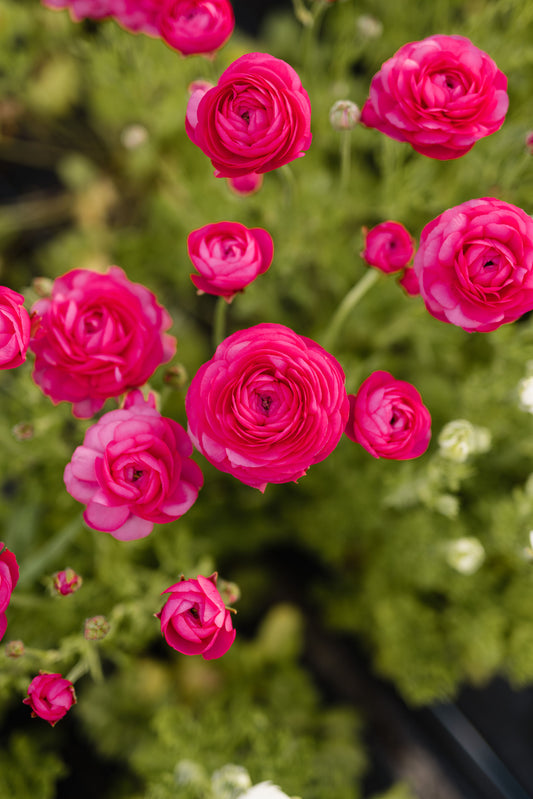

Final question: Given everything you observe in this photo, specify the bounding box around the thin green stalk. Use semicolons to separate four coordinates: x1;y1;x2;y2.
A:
213;296;228;349
340;129;352;190
17;515;83;588
322;269;380;351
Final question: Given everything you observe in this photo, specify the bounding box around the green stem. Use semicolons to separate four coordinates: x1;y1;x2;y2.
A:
279;163;296;207
17;515;83;588
340;129;352;190
65;658;89;684
85;640;104;683
322;269;380;351
212;296;228;349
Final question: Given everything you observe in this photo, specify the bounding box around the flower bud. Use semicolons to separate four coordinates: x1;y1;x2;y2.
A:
216;578;241;607
445;537;485;575
329;100;361;131
211;764;252;799
120;123;149;150
526;131;533;154
518;375;533;413
84;615;110;641
163;364;188;390
227;172;264;196
174;759;208;789
12;422;34;441
5;639;24;658
356;14;383;39
52;568;83;597
438;419;491;462
31;276;53;298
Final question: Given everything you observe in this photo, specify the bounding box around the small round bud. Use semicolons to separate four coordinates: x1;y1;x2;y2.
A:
518;376;533;413
12;423;34;441
84;615;110;641
120;124;149;150
356;14;383;39
5;640;24;658
445;537;485;575
211;764;252;799
52;568;83;597
227;172;264;197
163;364;188;390
329;100;361;131
216;578;241;607
31;276;54;298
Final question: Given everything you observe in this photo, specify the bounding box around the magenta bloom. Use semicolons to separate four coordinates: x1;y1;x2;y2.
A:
361;35;508;159
397;267;420;297
156;573;235;659
64;390;203;541
345;371;431;460
227;173;264;197
23;673;76;727
52;568;83;596
0;543;19;642
0;287;31;370
30;267;176;418
361;221;414;274
414;197;533;332
159;0;234;56
112;0;161;35
41;0;117;21
188;221;274;301
185;323;349;491
186;53;312;178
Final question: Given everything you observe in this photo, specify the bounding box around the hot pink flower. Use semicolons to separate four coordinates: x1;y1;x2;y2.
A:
361;221;414;274
345;371;431;459
188;221;274;301
0;287;31;370
414;197;533;332
361;35;508;159
112;0;161;35
0;544;19;642
398;267;420;297
23;673;76;726
185;323;349;491
41;0;118;20
52;568;83;596
156;573;235;659
30;266;176;418
64;390;203;541
186;52;312;178
227;173;264;196
159;0;234;56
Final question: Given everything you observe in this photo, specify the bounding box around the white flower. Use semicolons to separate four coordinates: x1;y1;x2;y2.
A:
211;765;252;799
445;537;485;575
518;376;533;413
240;782;292;799
438;419;491;462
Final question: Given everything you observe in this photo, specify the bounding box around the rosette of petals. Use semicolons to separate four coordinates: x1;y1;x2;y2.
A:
156;573;235;659
185;53;312;178
0;287;31;370
64;390;203;541
345;371;431;460
30;266;176;418
159;0;234;56
413;197;533;332
361;221;415;274
188;221;274;301
23;673;76;727
361;35;508;159
0;544;19;642
185;323;349;491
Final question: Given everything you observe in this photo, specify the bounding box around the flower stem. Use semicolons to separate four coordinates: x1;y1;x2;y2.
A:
322;269;380;351
340;129;352;190
212;296;228;349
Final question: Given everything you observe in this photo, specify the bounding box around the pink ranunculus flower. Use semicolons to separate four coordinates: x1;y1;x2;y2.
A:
188;221;274;301
41;0;118;20
112;0;161;35
186;52;312;178
0;543;19;642
361;221;415;274
64;390;203;541
414;197;533;332
345;371;431;460
0;287;31;370
361;35;508;159
52;568;83;596
397;267;420;297
23;673;76;727
185;323;349;491
156;573;236;659
227;172;264;197
159;0;234;56
30;266;176;418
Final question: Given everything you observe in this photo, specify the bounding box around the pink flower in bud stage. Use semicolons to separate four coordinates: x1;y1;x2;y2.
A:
414;197;533;332
52;568;83;596
398;267;420;297
345;371;431;460
41;0;118;20
23;673;76;726
159;0;234;56
0;543;19;642
185;323;349;491
0;287;31;371
156;573;236;659
30;266;176;418
361;35;508;159
64;390;203;541
186;53;312;178
188;221;274;301
361;221;415;274
227;173;264;197
112;0;161;35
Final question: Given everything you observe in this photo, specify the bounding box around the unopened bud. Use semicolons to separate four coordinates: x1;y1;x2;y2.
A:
445;537;485;575
84;615;110;641
12;423;34;441
53;568;83;596
120;123;149;150
518;376;533;413
211;764;252;799
329;100;361;131
227;172;264;197
356;14;383;39
5;640;24;658
216;578;241;607
438;419;491;462
163;364;188;390
174;759;207;788
31;276;53;298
